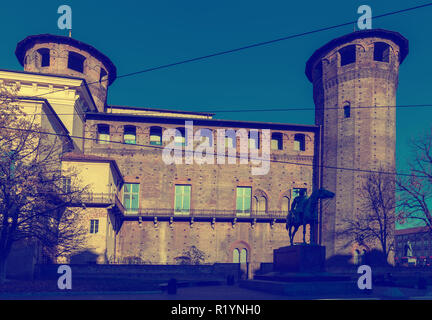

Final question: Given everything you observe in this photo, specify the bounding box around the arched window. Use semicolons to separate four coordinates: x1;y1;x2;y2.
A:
233;249;240;263
97;124;110;144
257;196;267;214
197;128;213;147
374;42;390;63
37;48;50;67
282;196;290;214
240;249;247;264
339;45;356;66
294;134;306;151
271;132;283;150
248;130;260;149
68;51;86;73
150;127;162;145
124;125;136;144
175;127;186;146
344;104;351;118
354;249;361;265
225;130;236;148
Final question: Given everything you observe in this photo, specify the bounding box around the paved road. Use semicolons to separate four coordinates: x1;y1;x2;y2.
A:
1;284;431;300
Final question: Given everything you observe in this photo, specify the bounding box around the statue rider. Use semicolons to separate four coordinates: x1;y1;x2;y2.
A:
290;189;308;222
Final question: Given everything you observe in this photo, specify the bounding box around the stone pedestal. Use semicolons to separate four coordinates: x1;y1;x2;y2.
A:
273;245;325;273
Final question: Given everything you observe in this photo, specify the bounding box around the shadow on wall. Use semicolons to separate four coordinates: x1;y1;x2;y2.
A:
70;250;99;264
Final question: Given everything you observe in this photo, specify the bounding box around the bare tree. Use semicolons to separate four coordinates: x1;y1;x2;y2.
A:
338;167;396;261
0;85;88;283
397;128;432;230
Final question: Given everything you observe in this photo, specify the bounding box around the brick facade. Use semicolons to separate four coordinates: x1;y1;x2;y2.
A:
306;29;408;257
11;29;408;271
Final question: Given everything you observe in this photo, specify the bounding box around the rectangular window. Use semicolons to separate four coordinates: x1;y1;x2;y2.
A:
97;124;110;144
90;219;99;234
236;187;251;215
62;177;72;193
124;126;136;144
294;134;306;151
271;133;283;150
174;185;191;214
150;127;162;145
123;183;140;213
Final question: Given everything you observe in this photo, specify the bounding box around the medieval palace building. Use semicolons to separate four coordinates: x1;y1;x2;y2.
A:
1;28;408;275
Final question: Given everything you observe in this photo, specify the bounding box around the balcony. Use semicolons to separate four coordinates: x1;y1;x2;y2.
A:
79;193;125;215
123;208;287;222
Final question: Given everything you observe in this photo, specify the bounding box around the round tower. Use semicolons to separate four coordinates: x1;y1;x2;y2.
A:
15;34;117;112
305;29;409;257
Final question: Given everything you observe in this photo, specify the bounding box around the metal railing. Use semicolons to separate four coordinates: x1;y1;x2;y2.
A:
123;208;288;220
80;193;125;214
81;192;116;204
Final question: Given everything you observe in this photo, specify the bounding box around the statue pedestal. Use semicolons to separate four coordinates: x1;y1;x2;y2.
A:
273;245;325;273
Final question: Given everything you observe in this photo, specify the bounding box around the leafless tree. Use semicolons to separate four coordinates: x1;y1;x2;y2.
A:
0;85;88;283
397;128;432;231
338;167;396;261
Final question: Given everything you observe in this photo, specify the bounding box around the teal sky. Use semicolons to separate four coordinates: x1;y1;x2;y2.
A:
1;0;431;229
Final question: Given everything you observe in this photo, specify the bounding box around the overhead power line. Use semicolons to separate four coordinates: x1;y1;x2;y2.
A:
0;124;426;178
21;2;432;100
1;103;432;117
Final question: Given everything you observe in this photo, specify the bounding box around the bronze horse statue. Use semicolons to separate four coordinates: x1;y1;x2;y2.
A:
286;188;335;245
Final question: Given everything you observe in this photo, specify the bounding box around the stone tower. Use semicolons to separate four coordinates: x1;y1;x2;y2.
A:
15;34;116;112
305;29;409;257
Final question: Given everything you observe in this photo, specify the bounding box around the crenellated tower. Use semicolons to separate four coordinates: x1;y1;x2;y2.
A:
15;34;117;112
306;29;409;257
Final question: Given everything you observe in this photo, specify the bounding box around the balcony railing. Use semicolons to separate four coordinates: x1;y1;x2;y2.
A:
80;193;125;214
123;208;288;220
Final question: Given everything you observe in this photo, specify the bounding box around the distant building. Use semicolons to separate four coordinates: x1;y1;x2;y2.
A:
395;227;432;265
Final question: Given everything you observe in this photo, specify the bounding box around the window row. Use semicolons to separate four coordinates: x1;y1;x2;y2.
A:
33;48;107;82
122;183;307;215
96;124;307;152
339;42;391;66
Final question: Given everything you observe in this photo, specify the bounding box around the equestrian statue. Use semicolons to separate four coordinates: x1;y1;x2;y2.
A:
286;188;335;246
